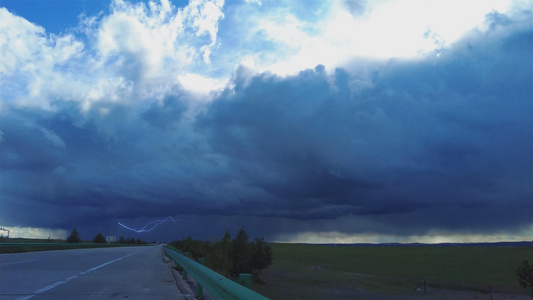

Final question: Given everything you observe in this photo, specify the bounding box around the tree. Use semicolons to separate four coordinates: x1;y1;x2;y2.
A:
118;236;125;244
249;237;273;283
93;233;107;243
230;227;251;276
67;228;81;243
207;229;233;276
516;260;533;298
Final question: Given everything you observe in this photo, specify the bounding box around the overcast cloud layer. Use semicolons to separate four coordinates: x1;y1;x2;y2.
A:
1;0;532;242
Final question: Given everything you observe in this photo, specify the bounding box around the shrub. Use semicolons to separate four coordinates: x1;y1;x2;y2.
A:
249;237;273;283
169;227;274;283
206;230;233;276
516;260;533;298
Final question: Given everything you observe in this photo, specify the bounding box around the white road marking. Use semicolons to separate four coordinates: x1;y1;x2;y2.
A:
33;281;67;294
0;259;36;266
16;249;146;300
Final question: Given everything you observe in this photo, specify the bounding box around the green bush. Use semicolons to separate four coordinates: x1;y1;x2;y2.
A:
249;237;273;283
169;228;273;282
516;260;533;297
206;230;233;276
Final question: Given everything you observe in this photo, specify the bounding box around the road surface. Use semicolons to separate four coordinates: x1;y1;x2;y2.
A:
0;244;183;299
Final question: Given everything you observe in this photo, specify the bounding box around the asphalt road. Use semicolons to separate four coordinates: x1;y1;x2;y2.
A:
0;244;184;299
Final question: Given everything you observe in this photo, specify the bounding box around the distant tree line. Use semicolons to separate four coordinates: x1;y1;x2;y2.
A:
169;227;273;283
117;235;148;245
66;228;147;244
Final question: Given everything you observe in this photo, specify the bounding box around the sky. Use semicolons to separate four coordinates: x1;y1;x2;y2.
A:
0;0;532;243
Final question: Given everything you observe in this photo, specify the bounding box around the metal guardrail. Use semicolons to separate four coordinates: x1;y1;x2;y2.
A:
163;246;270;300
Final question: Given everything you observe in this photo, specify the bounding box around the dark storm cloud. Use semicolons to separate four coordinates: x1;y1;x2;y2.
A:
1;98;189;227
197;18;533;231
0;12;531;240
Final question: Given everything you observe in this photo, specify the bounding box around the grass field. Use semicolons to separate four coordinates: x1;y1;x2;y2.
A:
253;243;533;299
0;238;148;253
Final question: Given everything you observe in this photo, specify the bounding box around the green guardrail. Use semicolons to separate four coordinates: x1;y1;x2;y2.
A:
163;246;270;300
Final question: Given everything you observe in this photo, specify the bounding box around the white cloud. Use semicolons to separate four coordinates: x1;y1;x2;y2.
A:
2;0;524;111
186;0;224;45
96;0;186;78
224;0;524;76
178;72;227;96
0;8;84;109
1;0;227;112
0;8;45;75
90;0;225;97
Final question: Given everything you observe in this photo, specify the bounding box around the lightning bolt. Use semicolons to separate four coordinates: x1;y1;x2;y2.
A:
117;216;188;233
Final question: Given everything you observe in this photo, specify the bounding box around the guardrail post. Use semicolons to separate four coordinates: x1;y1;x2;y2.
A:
183;252;190;280
239;274;252;289
196;258;205;299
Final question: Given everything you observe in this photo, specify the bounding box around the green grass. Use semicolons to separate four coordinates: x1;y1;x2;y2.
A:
253;243;533;299
0;238;149;253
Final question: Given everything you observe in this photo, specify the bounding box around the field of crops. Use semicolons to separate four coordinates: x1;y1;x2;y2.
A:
253;243;533;299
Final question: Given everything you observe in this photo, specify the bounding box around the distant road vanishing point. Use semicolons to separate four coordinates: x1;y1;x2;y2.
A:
0;244;183;299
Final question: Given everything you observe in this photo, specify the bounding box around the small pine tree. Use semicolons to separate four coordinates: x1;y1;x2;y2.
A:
67;228;81;243
516;260;533;298
93;233;107;243
118;236;125;244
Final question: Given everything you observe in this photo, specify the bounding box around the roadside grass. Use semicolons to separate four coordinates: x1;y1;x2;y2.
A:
253;243;533;299
0;238;150;254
